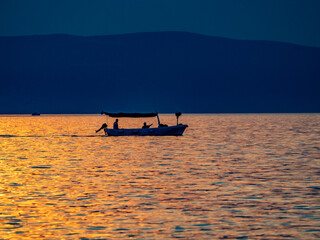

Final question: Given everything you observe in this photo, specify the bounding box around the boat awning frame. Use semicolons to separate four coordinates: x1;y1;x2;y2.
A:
101;112;157;118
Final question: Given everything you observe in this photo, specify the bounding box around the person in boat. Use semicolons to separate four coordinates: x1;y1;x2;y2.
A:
113;119;119;129
142;122;153;128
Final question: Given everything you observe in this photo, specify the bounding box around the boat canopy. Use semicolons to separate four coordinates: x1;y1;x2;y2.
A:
102;112;157;118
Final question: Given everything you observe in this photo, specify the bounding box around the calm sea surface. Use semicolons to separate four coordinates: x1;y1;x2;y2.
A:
0;114;319;239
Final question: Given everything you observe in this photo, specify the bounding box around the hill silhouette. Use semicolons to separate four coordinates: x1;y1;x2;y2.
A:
0;31;319;113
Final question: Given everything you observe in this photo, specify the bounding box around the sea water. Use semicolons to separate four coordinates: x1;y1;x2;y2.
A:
0;114;319;239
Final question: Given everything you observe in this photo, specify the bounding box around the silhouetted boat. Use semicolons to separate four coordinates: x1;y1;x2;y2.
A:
97;112;188;136
31;112;40;116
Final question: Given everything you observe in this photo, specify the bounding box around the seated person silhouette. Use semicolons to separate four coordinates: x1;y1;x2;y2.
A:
142;122;153;128
113;119;119;129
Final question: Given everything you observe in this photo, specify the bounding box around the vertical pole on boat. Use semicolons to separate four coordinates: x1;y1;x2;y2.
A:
156;113;161;127
175;112;181;125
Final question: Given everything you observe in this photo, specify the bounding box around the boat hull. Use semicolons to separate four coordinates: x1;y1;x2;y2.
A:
104;125;188;136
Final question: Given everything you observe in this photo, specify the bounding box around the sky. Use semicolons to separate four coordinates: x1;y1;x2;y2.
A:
0;0;320;47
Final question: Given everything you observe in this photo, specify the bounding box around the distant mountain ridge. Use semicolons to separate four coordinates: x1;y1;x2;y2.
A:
0;31;319;113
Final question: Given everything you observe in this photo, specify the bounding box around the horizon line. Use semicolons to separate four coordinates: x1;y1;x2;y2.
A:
0;30;318;49
1;112;320;115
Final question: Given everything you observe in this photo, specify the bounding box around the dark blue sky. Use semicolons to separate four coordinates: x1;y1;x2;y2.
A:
1;0;320;47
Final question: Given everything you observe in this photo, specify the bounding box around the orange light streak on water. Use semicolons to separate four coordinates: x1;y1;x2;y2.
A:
0;114;319;239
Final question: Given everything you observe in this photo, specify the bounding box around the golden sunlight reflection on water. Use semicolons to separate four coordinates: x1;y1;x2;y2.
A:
0;114;320;239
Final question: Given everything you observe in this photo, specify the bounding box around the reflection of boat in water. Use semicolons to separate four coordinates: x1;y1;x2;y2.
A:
31;112;40;116
97;112;188;136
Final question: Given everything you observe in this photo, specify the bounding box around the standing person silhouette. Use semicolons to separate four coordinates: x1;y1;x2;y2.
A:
113;119;119;129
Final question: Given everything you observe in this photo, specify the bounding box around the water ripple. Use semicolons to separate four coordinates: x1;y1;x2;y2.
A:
0;114;319;239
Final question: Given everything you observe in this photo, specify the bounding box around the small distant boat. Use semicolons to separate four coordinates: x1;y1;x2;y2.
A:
96;112;188;136
31;112;40;116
